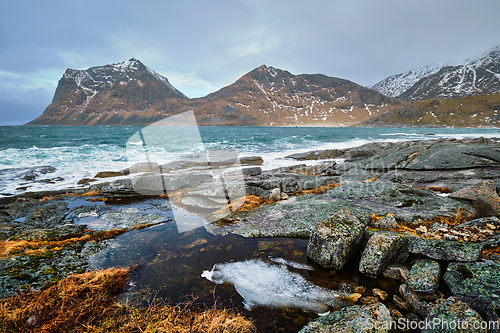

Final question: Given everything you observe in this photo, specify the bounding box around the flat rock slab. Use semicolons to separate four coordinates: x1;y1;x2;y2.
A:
324;182;476;224
298;303;392;333
409;238;483;262
379;168;500;192
361;141;500;171
406;259;441;293
205;181;477;238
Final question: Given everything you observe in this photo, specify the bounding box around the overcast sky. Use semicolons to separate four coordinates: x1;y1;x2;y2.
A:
1;0;500;125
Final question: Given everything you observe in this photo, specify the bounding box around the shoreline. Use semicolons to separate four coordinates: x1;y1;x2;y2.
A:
1;136;500;331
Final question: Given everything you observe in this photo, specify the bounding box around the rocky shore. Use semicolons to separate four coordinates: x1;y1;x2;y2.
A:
1;137;500;332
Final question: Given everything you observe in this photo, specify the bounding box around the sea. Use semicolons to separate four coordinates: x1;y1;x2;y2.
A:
2;124;500;331
1;125;500;197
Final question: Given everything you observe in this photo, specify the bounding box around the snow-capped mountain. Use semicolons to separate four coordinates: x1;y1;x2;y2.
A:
28;62;401;126
28;59;188;126
371;63;442;98
373;45;500;101
177;65;400;126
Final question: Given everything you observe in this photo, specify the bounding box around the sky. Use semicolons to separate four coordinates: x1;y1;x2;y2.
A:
1;0;500;125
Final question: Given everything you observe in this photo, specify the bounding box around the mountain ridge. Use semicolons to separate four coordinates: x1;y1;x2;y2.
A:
28;61;401;126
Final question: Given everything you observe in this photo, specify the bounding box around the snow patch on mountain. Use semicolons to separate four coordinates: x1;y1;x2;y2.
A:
371;63;442;97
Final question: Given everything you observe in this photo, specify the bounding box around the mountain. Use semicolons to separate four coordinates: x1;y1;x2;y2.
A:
360;92;500;127
169;65;401;126
27;62;402;126
27;59;188;126
370;63;442;98
372;45;500;101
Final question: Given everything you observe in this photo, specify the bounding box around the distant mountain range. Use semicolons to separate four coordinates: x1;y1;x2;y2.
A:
27;44;500;127
371;45;500;101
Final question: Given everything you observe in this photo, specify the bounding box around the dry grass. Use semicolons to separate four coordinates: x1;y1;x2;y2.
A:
482;246;500;260
299;182;341;195
0;268;255;333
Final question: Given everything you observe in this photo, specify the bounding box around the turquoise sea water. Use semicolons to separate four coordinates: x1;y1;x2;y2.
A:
1;125;499;196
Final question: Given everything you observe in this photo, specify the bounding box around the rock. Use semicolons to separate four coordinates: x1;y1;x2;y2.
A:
94;171;126;178
77;178;97;185
325;182;476;225
205;192;346;238
372;288;388;301
474;195;500;218
383;264;409;281
239;156;263;165
408;238;483;262
269;188;281;202
359;233;411;277
298;303;392;333
370;214;397;230
380;168;500;193
393;294;411;311
316;162;340;176
415;225;427;234
355;286;366;294
455;216;500;229
390;309;405;322
399;284;432;318
443;261;500;314
449;180;498;201
359;296;379;305
318;149;345;159
421;297;486;333
286;151;320;160
182;196;223;210
345;141;396;161
406;260;441;293
242;167;262;176
345;293;362;303
280;192;289;200
307;210;365;269
362;140;500;171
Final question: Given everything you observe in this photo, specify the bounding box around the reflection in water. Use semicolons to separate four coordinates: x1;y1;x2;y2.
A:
202;258;347;313
89;216;387;332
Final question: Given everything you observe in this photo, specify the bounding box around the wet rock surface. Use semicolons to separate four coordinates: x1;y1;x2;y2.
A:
298;302;392;333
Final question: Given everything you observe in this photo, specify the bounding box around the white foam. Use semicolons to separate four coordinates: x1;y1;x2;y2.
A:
201;258;345;313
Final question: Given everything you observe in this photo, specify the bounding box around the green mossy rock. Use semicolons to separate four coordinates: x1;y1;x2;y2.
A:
298;303;392;333
407;259;441;293
307;210;364;269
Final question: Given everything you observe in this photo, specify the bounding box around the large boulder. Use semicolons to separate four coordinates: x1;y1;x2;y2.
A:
298;303;392;333
406;259;441;293
443;261;500;314
449;180;498;201
421;297;486;333
408;238;483;262
449;180;500;218
307;210;365;269
359;233;411;277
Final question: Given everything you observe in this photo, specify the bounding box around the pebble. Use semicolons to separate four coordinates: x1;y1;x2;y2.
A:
393;294;411;311
354;286;366;294
345;293;362;303
372;288;388;301
359;296;379;305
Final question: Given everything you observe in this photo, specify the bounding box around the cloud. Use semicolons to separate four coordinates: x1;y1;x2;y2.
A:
1;0;500;124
